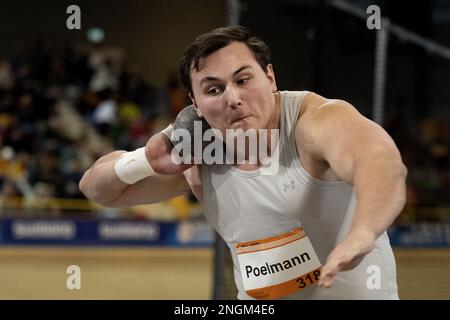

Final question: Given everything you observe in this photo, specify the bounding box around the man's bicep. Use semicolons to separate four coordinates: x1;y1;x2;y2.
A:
301;100;401;183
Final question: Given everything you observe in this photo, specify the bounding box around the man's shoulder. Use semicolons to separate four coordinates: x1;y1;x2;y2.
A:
297;92;353;123
295;92;356;145
279;90;333;119
295;91;329;121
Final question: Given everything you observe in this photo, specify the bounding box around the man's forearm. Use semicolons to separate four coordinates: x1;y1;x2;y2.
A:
79;151;128;205
349;154;408;240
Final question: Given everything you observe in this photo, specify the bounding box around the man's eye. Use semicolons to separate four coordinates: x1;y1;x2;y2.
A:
237;78;249;85
208;87;220;95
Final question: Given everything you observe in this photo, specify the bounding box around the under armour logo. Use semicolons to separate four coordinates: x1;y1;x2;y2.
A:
283;180;296;192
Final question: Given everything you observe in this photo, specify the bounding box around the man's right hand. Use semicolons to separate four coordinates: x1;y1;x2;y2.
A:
147;104;210;175
145;131;194;175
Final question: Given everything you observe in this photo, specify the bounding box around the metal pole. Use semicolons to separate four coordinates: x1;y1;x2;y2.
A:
372;17;390;124
328;0;450;61
226;0;242;26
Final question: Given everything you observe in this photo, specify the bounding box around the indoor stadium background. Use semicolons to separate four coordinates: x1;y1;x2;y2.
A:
0;0;448;299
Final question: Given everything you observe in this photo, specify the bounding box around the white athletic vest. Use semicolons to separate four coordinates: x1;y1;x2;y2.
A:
201;91;399;300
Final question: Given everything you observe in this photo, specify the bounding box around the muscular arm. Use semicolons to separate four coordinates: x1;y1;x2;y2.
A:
298;96;407;287
79;133;193;208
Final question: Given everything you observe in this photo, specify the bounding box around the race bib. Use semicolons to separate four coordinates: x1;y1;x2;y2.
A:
236;227;321;299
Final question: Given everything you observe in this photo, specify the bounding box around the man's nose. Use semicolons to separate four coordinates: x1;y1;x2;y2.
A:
224;85;242;109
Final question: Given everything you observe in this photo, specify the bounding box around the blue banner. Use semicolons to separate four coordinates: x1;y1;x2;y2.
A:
388;223;450;247
0;218;215;247
1;218;448;247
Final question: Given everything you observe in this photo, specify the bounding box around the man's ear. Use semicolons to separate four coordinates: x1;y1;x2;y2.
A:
266;64;277;93
189;92;203;117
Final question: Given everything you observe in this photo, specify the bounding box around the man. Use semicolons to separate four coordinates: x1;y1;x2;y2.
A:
79;26;407;299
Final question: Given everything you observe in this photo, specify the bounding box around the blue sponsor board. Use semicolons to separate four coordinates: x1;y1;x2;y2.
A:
3;218;446;247
388;223;450;247
0;218;215;247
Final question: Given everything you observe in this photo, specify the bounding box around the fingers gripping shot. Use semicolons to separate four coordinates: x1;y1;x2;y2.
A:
80;26;408;299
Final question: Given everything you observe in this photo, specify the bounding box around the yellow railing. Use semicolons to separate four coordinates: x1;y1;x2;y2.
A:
0;196;101;211
0;195;203;221
396;206;450;223
1;196;448;222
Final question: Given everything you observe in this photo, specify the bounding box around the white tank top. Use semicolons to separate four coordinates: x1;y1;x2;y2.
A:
201;91;399;299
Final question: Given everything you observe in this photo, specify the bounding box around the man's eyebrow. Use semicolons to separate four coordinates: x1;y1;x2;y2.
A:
232;64;253;76
199;65;253;86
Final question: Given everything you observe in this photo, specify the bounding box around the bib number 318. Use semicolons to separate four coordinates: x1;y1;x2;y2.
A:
297;269;321;288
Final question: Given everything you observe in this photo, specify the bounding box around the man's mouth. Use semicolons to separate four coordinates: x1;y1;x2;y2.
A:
231;115;252;124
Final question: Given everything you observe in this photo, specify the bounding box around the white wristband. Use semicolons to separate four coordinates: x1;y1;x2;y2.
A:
114;147;155;184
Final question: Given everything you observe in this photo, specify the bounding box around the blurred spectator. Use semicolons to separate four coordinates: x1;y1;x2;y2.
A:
61;158;84;199
91;88;118;136
166;71;190;119
89;58;118;92
0;60;14;90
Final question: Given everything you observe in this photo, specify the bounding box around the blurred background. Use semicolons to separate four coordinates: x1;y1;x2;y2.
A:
0;0;448;299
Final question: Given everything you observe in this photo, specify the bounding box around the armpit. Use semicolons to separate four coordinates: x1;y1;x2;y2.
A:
183;165;203;203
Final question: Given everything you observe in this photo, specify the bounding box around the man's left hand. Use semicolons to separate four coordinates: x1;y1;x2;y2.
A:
318;229;376;288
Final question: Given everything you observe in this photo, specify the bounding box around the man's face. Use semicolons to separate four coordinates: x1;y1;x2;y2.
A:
190;41;277;136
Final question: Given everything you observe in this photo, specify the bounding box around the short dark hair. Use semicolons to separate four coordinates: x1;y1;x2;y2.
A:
179;26;271;95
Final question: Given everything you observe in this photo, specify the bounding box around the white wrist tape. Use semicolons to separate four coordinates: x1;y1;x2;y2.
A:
114;147;155;184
